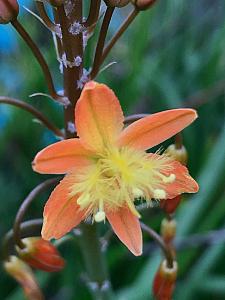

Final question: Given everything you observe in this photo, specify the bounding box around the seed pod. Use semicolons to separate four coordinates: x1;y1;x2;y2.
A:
0;0;19;24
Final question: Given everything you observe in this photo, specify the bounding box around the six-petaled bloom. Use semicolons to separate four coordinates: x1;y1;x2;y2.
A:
33;81;199;256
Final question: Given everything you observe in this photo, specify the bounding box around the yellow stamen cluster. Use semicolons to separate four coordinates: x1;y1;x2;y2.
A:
69;147;176;221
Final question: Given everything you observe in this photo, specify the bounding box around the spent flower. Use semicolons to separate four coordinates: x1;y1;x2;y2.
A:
33;81;198;255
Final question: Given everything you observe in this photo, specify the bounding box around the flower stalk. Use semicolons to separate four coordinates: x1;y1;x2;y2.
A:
11;19;67;104
2;219;43;261
56;3;114;299
101;8;139;65
0;96;64;138
13;178;60;249
85;0;101;28
90;7;115;79
56;2;83;136
36;1;60;34
140;222;174;268
78;224;113;300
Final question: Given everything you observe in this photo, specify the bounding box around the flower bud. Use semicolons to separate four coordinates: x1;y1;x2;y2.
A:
160;218;176;243
17;237;65;272
131;0;157;11
160;195;182;214
165;144;188;166
153;260;178;300
0;0;19;24
4;256;44;300
104;0;130;7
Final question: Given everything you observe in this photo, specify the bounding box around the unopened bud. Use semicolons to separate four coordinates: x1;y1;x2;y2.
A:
131;0;157;10
165;144;188;166
104;0;130;7
0;0;19;24
153;260;178;300
4;256;44;300
45;0;65;6
161;218;177;243
17;237;65;272
160;195;182;214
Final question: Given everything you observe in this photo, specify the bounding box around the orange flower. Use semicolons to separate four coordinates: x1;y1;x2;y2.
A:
33;81;198;256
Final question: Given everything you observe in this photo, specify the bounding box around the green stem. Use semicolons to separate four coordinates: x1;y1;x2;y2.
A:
78;224;113;300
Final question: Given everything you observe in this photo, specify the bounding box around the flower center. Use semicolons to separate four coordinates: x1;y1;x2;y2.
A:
69;147;176;221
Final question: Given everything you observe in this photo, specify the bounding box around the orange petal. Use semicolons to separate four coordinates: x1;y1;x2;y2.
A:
161;158;199;199
106;207;142;256
42;175;85;240
33;139;93;174
118;109;198;150
75;81;124;152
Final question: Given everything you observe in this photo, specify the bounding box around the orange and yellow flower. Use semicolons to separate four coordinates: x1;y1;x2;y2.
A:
33;81;198;256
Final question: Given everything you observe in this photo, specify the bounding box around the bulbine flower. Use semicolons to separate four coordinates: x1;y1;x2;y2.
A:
17;237;65;272
33;81;199;255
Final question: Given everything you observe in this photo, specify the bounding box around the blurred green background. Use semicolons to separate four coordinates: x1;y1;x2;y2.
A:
0;0;225;299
